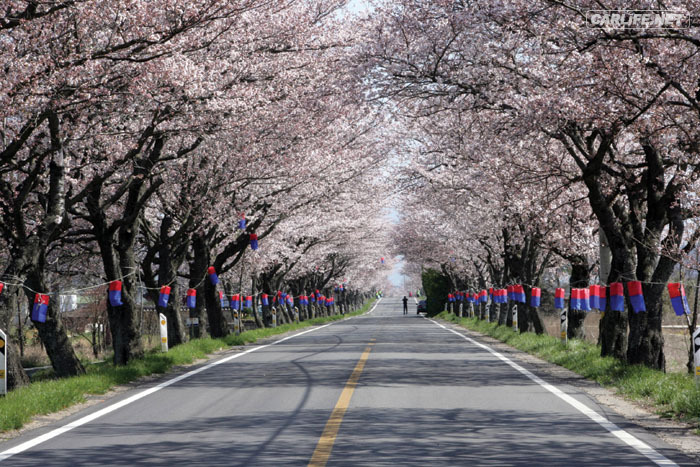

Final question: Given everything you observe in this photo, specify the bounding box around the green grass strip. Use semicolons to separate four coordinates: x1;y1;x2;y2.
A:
436;311;700;429
0;300;376;433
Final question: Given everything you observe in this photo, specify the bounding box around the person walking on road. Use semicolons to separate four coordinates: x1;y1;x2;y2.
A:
402;296;408;315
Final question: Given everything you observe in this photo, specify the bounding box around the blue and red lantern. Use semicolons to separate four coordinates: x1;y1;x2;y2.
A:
238;213;246;230
108;280;123;307
530;287;541;307
31;293;49;323
513;285;526;303
493;289;507;304
262;293;269;306
667;283;690;316
598;285;606;310
207;266;219;286
610;282;625;312
589;285;599;310
186;289;197;309
627;281;646;313
479;290;488;304
219;291;225;307
249;233;259;251
570;288;581;310
554;288;565;309
581;287;591;311
231;293;240;310
158;286;171;307
245;295;252;308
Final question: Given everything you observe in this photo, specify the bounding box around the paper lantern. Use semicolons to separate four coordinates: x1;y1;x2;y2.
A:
245;295;252;308
609;282;625;312
262;293;269;306
494;289;507;304
219;291;225;307
627;281;646;313
570;288;581;311
480;290;488;303
0;283;4;295
231;294;240;310
530;287;541;307
186;289;197;309
667;283;690;316
581;287;591;311
514;285;526;303
589;285;599;310
249;233;259;250
554;288;565;309
598;285;607;311
238;214;246;230
158;286;171;307
108;280;123;307
207;266;219;286
31;293;49;323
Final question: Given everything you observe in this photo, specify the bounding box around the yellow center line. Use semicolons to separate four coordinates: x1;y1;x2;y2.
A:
308;343;374;467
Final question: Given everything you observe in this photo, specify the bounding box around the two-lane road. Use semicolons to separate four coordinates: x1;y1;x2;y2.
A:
0;298;694;465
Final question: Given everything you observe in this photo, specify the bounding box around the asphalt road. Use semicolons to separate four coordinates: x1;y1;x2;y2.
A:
0;298;694;466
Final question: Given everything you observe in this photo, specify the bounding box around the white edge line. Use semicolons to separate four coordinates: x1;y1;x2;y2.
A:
0;299;381;462
425;317;677;467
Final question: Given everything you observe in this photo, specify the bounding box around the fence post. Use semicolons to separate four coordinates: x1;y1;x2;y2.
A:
486;302;491;323
458;302;463;318
693;327;700;386
560;308;568;346
233;310;240;335
159;314;168;352
511;304;518;332
294;306;299;323
0;328;6;396
271;307;277;328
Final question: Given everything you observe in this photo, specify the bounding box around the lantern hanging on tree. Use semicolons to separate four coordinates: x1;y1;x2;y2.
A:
627;281;646;313
609;282;625;312
158;286;171;307
207;267;219;286
667;283;690;316
108;280;123;307
186;289;197;309
31;293;49;323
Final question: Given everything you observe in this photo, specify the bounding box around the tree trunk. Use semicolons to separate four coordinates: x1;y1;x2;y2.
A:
626;282;665;370
599;301;627;361
25;271;85;377
568;258;589;340
192;234;228;338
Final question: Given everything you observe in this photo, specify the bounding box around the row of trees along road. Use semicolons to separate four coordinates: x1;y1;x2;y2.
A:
0;1;395;390
370;0;700;372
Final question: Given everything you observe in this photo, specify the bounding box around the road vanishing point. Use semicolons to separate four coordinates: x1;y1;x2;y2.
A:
0;298;695;466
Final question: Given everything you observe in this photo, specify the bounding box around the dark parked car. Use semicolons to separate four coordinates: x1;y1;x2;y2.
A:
416;300;427;314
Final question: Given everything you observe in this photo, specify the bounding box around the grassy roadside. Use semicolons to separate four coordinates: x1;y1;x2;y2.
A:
436;311;700;431
0;300;376;433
